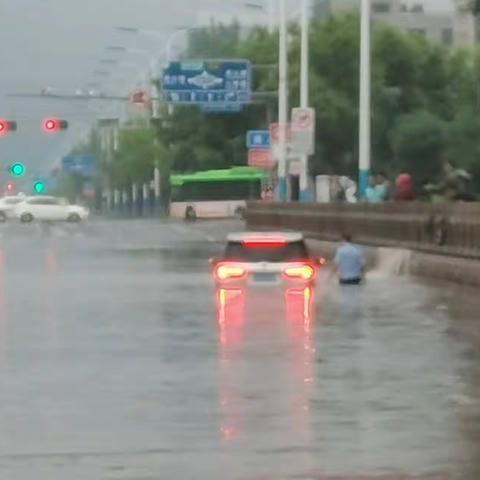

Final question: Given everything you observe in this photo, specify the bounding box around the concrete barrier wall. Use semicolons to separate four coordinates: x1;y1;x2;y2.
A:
245;202;480;260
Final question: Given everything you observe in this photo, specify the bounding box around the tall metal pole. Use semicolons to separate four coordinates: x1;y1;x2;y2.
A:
358;0;371;199
277;0;288;202
299;0;310;202
268;0;276;33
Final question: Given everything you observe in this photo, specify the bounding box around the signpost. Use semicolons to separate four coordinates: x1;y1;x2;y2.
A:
162;59;251;111
269;123;292;145
269;123;292;171
130;89;149;107
246;130;271;149
291;107;315;156
62;155;96;177
248;149;275;169
201;104;243;114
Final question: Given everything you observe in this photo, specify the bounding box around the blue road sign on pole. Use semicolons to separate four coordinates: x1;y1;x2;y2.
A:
246;130;271;149
62;155;96;177
201;104;244;114
162;59;251;110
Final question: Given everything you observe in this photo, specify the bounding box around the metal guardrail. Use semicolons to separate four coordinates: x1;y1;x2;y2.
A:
245;202;480;260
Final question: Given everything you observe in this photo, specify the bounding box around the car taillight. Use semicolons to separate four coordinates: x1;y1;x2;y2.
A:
283;263;316;281
242;236;287;249
215;263;247;281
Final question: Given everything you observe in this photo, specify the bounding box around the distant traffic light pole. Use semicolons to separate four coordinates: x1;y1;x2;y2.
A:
0;119;17;136
43;118;69;133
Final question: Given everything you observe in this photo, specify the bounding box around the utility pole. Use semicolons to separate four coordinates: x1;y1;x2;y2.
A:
299;0;310;202
358;0;371;199
277;0;288;201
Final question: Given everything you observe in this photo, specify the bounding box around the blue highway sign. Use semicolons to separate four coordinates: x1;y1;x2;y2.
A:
162;59;251;107
62;155;96;177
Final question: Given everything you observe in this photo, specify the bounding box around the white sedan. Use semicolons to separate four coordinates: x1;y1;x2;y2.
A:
0;195;27;222
15;196;90;223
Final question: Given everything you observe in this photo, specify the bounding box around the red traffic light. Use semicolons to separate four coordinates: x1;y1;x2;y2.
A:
5;182;15;194
0;119;17;136
43;118;68;133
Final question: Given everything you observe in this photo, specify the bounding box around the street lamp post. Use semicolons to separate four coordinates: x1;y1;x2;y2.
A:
299;0;310;202
277;0;288;202
114;27;180;215
359;0;371;199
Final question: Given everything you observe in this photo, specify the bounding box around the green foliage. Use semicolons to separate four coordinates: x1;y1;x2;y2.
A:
187;22;242;58
81;15;480;193
446;107;480;188
111;126;163;188
391;111;446;184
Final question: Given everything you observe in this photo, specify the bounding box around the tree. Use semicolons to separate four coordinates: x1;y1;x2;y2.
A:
391;111;446;185
111;126;161;189
107;14;480;193
454;0;480;15
446;107;480;190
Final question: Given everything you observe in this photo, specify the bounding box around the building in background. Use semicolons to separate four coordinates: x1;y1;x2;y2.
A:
313;0;477;48
453;1;479;47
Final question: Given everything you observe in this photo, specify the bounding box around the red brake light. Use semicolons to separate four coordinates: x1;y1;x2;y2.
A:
242;236;287;249
215;263;247;281
283;264;316;281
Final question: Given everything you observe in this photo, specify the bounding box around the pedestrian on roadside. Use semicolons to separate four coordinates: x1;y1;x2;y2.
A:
365;175;382;203
330;176;346;202
375;172;392;202
394;173;414;201
262;186;274;201
332;233;366;285
424;161;474;202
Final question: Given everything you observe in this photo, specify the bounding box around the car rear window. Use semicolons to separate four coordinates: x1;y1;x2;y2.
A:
225;240;309;262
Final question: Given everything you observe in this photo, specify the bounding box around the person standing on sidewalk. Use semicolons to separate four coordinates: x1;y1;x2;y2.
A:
332;233;366;285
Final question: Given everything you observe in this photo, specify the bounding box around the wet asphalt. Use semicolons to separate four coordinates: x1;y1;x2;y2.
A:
0;218;478;480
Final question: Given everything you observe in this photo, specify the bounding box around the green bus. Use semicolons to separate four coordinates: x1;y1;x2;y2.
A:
170;167;266;220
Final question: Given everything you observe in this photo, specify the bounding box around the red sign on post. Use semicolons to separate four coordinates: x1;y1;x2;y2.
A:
269;123;292;144
130;89;150;107
248;149;275;169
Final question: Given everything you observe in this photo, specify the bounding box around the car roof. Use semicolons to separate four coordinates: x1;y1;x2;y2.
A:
227;232;304;243
26;196;56;201
0;196;22;201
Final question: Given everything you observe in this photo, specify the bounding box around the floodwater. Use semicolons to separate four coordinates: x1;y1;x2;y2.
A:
0;219;477;479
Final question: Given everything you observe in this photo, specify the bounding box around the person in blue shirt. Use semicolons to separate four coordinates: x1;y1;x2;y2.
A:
333;233;366;285
365;175;382;203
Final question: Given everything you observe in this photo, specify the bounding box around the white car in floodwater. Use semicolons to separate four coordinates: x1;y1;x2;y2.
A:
15;196;90;223
0;195;27;222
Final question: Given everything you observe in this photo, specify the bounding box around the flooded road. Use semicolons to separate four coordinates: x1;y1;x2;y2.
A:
0;219;478;479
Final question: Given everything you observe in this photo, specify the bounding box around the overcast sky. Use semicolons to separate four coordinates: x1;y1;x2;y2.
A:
0;0;454;178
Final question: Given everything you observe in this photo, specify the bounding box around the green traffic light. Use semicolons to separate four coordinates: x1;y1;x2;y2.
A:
33;181;46;194
11;163;25;177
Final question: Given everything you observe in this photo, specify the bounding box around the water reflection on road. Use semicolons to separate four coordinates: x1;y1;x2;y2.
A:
0;220;477;479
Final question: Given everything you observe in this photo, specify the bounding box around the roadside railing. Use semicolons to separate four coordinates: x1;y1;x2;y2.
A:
245;202;480;259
